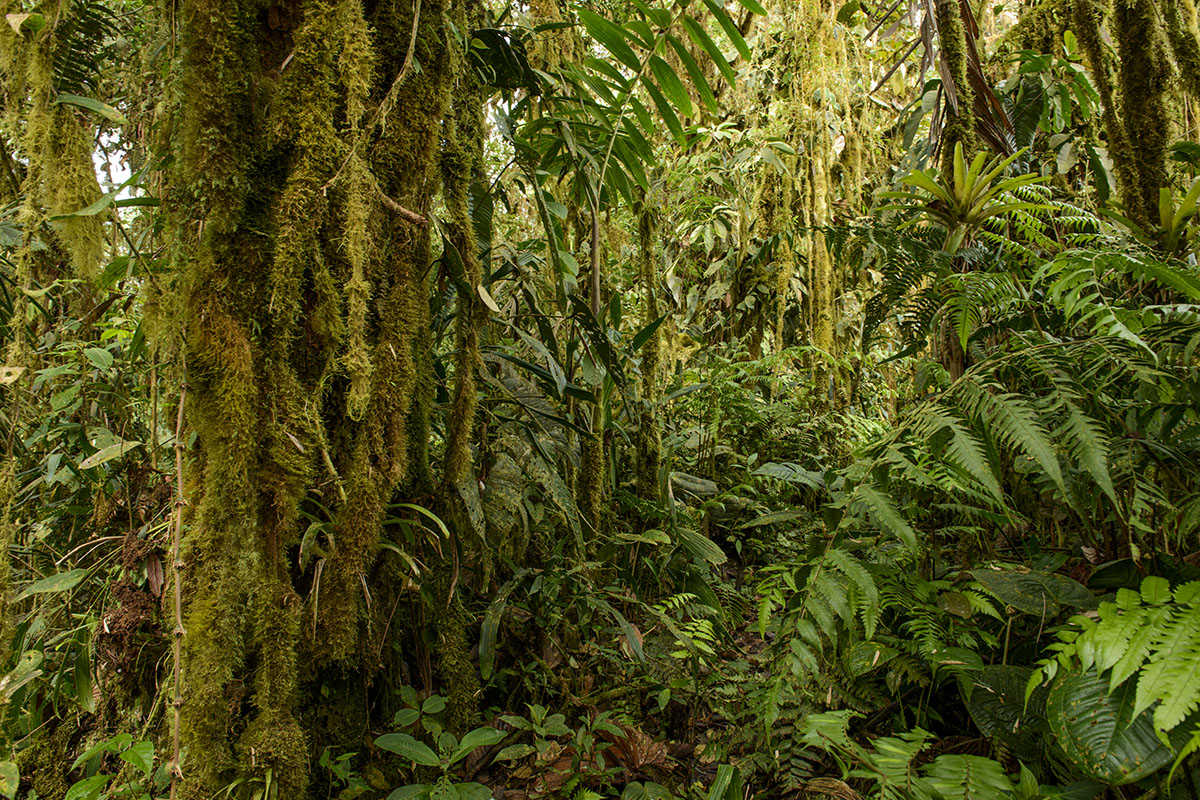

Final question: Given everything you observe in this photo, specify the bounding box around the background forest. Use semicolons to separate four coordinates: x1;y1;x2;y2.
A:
1;0;1199;795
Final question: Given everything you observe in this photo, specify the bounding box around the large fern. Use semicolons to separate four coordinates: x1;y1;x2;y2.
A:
1033;577;1200;741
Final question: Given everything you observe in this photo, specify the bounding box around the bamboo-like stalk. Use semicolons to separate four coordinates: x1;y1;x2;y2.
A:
169;366;187;800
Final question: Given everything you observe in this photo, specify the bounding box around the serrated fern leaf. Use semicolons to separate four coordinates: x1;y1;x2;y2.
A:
922;410;1003;501
852;484;919;553
1134;604;1200;731
1057;403;1115;502
976;390;1065;493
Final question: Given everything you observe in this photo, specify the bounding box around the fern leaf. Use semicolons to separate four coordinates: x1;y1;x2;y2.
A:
1092;603;1146;673
978;390;1065;494
853;484;919;553
932;411;1004;501
827;548;880;638
1110;607;1170;690
1135;604;1200;731
1057;404;1115;502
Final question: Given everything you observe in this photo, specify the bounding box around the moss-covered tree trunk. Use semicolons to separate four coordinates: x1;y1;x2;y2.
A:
167;0;479;792
935;0;979;173
1112;0;1172;229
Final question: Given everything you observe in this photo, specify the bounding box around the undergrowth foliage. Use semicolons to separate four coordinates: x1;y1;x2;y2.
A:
1;0;1200;795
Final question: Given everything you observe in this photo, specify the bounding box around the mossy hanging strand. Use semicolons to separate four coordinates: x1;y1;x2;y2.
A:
1112;0;1172;229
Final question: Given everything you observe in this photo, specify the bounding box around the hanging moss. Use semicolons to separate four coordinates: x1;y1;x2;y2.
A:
1072;0;1138;207
1162;0;1200;100
634;197;662;502
43;111;106;278
4;4;106;280
935;0;980;172
311;0;456;664
1112;0;1171;229
809;150;835;357
576;418;604;544
1001;0;1070;56
439;0;486;495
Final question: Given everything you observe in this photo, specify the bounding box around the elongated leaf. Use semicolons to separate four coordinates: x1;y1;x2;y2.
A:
632;312;669;351
649;55;692;117
666;35;718;113
733;0;767;14
682;15;735;84
641;76;685;145
55;93;128;124
577;9;641;71
375;733;441;767
480;574;524;679
701;0;751;60
78;440;142;470
15;569;88;602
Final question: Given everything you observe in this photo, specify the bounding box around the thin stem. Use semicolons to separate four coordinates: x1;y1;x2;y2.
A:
169;363;188;799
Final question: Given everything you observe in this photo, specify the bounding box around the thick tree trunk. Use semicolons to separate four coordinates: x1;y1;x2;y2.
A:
168;0;476;792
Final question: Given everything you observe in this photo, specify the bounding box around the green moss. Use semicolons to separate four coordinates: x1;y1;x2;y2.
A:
439;0;486;492
634;199;662;501
1001;0;1070;56
160;0;479;788
1072;0;1137;207
935;0;980;173
15;723;72;800
44;112;106;278
237;712;309;797
1162;0;1200;99
1112;0;1171;229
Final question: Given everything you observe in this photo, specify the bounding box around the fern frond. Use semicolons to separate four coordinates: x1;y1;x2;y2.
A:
851;484;920;553
1055;403;1115;502
1134;603;1200;732
966;387;1065;494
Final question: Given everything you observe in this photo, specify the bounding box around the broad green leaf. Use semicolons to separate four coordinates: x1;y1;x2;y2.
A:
1046;668;1171;785
78;440;142;471
450;727;507;763
494;743;536;762
64;774;110;800
6;12;45;33
453;784;494;800
55;93;128;125
374;733;441;767
83;347;113;370
16;569;88;602
0;763;16;800
387;786;432;800
118;741;155;778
